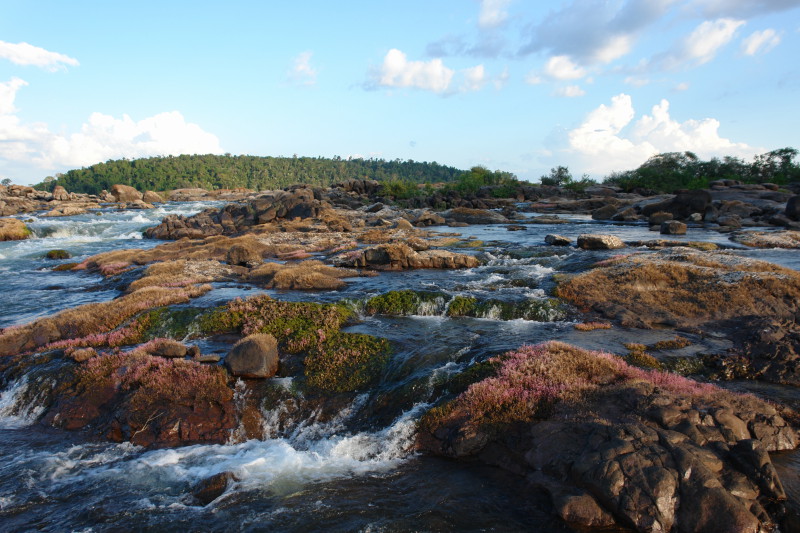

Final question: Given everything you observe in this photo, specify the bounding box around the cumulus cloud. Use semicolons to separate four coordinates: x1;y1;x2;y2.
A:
682;18;745;64
462;65;487;91
376;49;454;93
519;0;674;65
566;93;758;174
555;85;586;97
544;55;587;80
478;0;512;29
0;41;79;71
287;51;317;85
741;28;782;55
0;77;221;174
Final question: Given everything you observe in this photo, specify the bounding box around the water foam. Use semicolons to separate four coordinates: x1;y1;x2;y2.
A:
0;377;47;428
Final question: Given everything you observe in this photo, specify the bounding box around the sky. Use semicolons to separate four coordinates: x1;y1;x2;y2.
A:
1;0;799;185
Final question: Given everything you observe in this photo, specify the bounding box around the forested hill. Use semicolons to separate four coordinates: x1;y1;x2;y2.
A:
35;154;467;195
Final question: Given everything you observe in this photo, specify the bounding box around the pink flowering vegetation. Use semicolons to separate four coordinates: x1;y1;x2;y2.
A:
77;350;231;413
98;262;133;277
422;341;725;433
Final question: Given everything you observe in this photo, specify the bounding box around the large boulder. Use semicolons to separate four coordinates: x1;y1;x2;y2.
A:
576;234;625;250
336;243;480;271
143;190;164;204
0;218;31;241
442;207;508;225
225;334;279;378
52;185;70;201
786;195;800;221
110;184;143;202
660;220;687;235
43;206;88;217
641;190;712;220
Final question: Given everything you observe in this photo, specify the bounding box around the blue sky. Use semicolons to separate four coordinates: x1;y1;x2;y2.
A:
1;0;799;185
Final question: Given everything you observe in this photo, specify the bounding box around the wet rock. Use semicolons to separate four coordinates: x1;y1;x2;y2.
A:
660;220;687;235
413;212;446;226
648;211;674;225
544;234;571;246
0;218;31;241
45;249;71;260
336;243;480;271
576;234;625;250
192;471;239;506
110;184;143;202
43;205;88;217
506;225;526;231
225;334;279;378
147;339;189;358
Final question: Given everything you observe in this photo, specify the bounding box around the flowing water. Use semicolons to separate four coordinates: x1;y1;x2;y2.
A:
0;204;798;531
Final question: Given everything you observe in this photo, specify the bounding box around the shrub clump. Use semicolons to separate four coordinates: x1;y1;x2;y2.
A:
574;321;612;331
45;249;71;260
421;341;722;434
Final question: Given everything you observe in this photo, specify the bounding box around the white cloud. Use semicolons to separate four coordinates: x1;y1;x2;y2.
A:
287;51;317;85
494;66;510;89
544;55;587;80
673;81;690;91
0;41;79;71
741;28;782;55
462;65;486;91
592;34;634;64
0;78;221;174
555;85;586;97
525;73;543;85
680;18;745;65
478;0;512;29
377;49;454;93
624;76;651;87
566;93;759;174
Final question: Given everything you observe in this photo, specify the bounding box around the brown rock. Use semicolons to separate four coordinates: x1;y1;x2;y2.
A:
545;234;572;246
192;471;238;506
142;190;164;204
225;334;279;378
43;206;88;217
576;234;625;250
110;184;143;202
0;218;31;241
52;185;70;201
227;243;262;266
660;220;687;235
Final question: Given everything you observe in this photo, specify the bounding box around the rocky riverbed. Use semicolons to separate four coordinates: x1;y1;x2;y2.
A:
0;181;799;532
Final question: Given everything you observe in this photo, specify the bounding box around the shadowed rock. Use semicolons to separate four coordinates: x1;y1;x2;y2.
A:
225;334;279;378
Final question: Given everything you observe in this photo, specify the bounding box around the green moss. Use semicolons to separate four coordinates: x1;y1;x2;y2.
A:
197;306;245;335
446;295;478;317
441;359;501;395
304;332;390;392
45;249;71;260
364;290;444;316
138;307;205;341
52;262;78;272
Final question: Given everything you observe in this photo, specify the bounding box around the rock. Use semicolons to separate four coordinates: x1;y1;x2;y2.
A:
143;190;164;204
591;204;618;220
0;218;31;241
336;243;480;271
147;339;188;358
648;211;674;225
506;225;527;231
192;471;238;506
442;207;508;225
42;205;88;217
110;184;143;202
544;234;572;246
413;212;446;226
52;185;70;201
394;218;414;230
227;243;262;267
576;234;625;250
718;214;742;228
642;190;712;220
45;249;71;260
786;195;800;221
660;220;687;235
225;334;279;378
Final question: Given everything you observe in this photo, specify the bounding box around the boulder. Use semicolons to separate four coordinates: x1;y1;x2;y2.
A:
43;206;88;217
192;471;239;506
336;243;480;271
143;190;164;204
146;339;188;358
591;204;618;220
648;211;674;225
545;234;572;246
45;249;71;260
227;243;262;267
576;234;625;250
786;195;800;221
660;220;687;235
110;184;143;202
52;185;70;201
442;207;508;225
0;218;31;241
642;190;712;220
225;334;279;378
413;212;446;226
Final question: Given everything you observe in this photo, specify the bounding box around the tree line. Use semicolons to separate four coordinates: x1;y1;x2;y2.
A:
33;154;468;195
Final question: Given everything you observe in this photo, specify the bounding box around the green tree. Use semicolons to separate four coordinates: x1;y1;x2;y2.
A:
1;178;11;187
540;166;572;186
